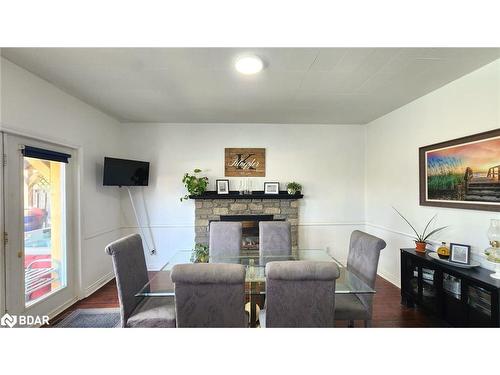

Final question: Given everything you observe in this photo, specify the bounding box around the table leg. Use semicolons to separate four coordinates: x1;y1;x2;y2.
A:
249;282;257;328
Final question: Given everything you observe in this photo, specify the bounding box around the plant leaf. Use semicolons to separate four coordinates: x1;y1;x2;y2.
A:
423;226;449;241
393;207;422;240
422;214;436;239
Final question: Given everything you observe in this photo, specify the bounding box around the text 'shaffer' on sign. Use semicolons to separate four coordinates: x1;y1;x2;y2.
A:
225;148;266;177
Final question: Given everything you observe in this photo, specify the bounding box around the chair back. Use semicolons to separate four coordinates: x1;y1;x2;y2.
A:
209;221;242;260
265;261;339;327
171;263;247;327
105;234;148;327
347;230;386;288
259;221;291;259
347;230;386;313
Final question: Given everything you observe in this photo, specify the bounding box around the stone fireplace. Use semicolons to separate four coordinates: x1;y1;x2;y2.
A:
193;193;301;251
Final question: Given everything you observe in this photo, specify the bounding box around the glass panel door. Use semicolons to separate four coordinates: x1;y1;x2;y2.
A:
467;285;493;327
467;286;492;318
442;273;467;326
408;262;419;299
3;134;75;323
443;273;461;300
23;156;67;306
420;267;438;312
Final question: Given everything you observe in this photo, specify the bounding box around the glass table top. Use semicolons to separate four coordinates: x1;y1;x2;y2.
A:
137;249;375;297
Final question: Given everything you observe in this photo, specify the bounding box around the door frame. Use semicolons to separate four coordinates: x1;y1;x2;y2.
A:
1;129;82;319
1;132;5;315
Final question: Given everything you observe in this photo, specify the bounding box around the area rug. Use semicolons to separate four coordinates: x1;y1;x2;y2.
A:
54;308;121;328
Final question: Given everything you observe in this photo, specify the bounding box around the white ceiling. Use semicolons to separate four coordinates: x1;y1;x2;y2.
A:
2;48;500;124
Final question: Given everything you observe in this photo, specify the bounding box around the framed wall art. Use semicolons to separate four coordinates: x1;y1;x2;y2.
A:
419;129;500;212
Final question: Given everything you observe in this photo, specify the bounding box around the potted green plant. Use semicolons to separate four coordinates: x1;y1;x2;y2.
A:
180;169;209;202
190;243;209;263
287;182;302;195
393;207;448;253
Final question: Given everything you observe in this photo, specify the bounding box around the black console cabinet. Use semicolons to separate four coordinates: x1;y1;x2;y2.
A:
401;248;500;327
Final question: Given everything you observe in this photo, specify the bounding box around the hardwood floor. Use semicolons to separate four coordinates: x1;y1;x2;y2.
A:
364;276;445;327
48;275;446;327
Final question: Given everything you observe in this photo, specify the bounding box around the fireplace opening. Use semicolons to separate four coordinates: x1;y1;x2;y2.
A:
217;215;284;251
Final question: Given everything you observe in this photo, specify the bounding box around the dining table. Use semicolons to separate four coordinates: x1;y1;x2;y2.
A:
136;249;375;327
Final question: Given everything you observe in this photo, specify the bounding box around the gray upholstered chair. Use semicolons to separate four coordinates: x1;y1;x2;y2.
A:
171;263;247;327
259;261;340;328
335;230;386;327
259;221;292;260
105;234;176;328
209;221;242;260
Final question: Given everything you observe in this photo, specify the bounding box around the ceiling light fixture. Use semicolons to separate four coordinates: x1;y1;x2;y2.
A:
235;55;264;75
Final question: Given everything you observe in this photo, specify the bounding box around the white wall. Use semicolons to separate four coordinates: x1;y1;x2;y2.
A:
0;57;123;302
365;59;500;286
119;123;366;269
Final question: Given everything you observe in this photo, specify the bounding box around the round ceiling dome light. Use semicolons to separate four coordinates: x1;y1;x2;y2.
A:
235;55;264;75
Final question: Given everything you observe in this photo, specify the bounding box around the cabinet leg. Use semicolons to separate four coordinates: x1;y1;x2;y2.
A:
401;295;415;308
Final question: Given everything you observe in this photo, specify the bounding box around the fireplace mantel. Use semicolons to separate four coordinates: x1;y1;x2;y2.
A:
190;191;303;200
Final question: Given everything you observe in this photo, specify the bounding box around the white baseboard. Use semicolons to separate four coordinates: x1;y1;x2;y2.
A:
82;271;115;298
47;296;79;320
377;270;400;288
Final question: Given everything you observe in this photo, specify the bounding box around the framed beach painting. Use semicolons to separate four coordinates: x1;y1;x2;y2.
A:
419;129;500;212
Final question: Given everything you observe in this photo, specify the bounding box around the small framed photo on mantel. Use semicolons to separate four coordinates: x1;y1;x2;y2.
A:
449;243;471;264
216;179;229;194
264;182;280;194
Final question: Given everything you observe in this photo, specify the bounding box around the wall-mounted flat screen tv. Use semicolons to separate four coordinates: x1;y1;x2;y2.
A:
103;157;150;186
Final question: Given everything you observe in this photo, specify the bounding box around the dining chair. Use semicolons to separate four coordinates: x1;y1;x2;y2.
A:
259;260;340;328
259;221;292;259
334;230;386;327
171;263;247;327
209;221;242;260
105;234;176;328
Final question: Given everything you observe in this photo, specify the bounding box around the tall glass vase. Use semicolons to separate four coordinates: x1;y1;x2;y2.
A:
486;219;500;279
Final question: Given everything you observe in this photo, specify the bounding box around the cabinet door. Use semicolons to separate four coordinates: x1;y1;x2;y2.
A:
402;254;419;302
402;254;440;313
442;273;467;326
467;285;494;327
420;266;440;314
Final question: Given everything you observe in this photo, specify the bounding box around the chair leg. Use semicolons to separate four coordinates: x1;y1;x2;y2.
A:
364;320;372;328
348;320;355;328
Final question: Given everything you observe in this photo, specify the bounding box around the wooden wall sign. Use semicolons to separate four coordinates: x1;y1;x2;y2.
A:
225;148;266;177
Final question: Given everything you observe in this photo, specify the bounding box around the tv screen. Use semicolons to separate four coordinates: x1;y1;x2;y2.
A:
103;157;150;186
